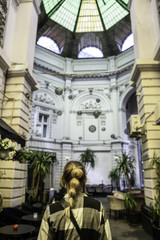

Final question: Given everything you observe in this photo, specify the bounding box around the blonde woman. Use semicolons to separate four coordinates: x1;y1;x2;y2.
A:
38;161;112;240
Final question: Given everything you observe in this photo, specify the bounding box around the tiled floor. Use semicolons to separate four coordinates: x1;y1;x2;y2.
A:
96;197;153;240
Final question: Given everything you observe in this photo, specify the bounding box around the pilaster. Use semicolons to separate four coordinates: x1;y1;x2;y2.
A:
1;64;38;141
11;0;41;69
130;0;160;206
63;77;72;139
130;60;160;205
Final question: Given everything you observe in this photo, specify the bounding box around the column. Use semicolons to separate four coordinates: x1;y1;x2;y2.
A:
129;0;160;206
1;0;41;142
63;77;72;139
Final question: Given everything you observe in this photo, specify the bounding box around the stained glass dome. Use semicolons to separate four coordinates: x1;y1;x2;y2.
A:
37;0;131;58
43;0;129;32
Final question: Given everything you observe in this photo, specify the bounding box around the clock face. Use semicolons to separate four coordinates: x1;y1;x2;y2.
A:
89;125;96;132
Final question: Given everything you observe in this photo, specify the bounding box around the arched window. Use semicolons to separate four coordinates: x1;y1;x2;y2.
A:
37;36;61;54
78;47;103;58
121;33;134;51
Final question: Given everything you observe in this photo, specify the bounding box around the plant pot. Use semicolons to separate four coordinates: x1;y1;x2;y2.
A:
153;224;160;240
0;150;9;159
127;212;141;226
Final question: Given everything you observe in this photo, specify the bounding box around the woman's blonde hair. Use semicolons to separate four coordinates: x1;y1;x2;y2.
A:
61;161;87;218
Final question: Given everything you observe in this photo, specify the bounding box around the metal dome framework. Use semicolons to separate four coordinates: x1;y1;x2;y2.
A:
37;0;132;59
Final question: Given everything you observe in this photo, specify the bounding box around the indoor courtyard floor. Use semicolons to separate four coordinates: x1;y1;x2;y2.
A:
97;197;153;240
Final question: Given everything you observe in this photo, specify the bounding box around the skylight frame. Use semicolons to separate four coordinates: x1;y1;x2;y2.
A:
43;0;130;33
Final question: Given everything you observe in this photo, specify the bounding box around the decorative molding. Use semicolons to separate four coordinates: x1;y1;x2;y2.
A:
130;59;160;87
34;62;133;79
7;64;39;91
80;100;102;110
0;47;10;70
34;92;55;105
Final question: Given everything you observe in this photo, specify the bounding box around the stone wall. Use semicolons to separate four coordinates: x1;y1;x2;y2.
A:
0;160;27;207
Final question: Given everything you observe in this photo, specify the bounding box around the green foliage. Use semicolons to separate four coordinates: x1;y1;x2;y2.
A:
30;150;52;180
27;192;36;203
29;150;52;202
13;149;33;163
150;152;160;227
115;152;135;177
115;152;135;192
150;196;160;227
124;192;137;212
150;152;160;177
108;168;120;181
80;148;97;171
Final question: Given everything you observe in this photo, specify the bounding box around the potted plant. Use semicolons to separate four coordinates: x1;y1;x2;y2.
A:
150;153;160;239
115;152;142;225
108;168;120;191
28;150;52;202
115;152;135;192
13;148;32;163
0;138;16;159
79;148;97;172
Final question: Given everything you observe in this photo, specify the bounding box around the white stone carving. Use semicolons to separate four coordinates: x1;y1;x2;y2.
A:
34;92;55;105
80;100;102;110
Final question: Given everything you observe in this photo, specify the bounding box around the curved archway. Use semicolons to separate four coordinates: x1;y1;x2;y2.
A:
71;90;112;112
78;33;103;58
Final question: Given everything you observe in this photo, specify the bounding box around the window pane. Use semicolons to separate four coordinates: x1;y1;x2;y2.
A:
43;125;47;137
78;46;103;58
121;33;134;51
44;116;48;123
37;36;60;54
39;115;42;122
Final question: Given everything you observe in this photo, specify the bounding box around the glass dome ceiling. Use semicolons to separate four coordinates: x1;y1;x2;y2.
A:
43;0;129;33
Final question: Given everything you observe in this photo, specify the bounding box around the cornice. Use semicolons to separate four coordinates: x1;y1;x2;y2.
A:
0;47;10;71
130;59;160;87
34;62;133;79
7;64;39;91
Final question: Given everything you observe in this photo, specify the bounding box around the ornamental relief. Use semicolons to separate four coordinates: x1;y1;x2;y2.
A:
79;100;102;110
34;92;55;105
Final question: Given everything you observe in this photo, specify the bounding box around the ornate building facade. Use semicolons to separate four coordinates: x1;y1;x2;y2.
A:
0;0;160;208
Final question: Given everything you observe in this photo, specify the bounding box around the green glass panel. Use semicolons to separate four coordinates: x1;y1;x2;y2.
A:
76;0;103;32
122;0;129;4
50;0;80;31
43;0;130;32
97;0;128;30
43;0;59;14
